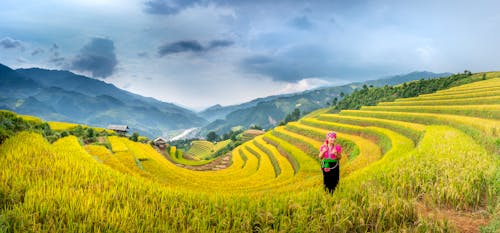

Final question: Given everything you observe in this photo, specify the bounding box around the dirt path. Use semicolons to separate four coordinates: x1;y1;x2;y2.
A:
154;146;232;171
97;136;107;143
417;202;490;232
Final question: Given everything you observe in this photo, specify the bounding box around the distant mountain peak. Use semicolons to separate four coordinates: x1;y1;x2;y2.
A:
0;63;207;138
204;104;223;111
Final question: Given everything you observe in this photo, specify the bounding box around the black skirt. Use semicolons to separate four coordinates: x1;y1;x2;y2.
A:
322;162;339;193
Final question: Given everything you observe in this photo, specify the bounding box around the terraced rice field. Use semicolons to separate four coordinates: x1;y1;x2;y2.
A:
184;139;230;160
1;75;499;232
48;121;114;133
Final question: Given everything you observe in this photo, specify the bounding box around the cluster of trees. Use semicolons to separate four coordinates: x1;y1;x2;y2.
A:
0;111;53;144
167;138;193;152
60;125;114;145
206;131;220;142
129;132;148;143
331;71;475;111
249;124;263;130
0;111;111;144
279;108;301;126
208;129;246;159
206;127;252;143
222;129;244;141
203;125;269;160
326;92;345;107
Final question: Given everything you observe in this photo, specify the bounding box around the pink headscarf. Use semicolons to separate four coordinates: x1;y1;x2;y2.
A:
325;131;336;144
320;131;341;160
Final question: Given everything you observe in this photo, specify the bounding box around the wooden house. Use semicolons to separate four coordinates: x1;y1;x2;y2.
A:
153;137;168;149
107;125;129;136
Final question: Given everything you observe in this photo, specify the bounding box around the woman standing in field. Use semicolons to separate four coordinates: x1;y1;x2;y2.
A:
318;132;342;193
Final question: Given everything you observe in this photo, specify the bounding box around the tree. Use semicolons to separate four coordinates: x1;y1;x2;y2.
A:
332;72;473;112
250;124;263;130
71;125;84;137
60;130;69;137
279;108;301;126
230;132;238;141
292;108;301;120
206;131;219;142
86;128;95;138
130;132;139;142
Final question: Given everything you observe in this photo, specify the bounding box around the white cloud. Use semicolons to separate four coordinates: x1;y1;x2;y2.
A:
281;78;335;93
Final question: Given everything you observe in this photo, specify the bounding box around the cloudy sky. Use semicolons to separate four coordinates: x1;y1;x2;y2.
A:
1;0;499;110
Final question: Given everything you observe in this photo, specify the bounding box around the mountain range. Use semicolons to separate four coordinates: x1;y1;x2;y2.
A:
0;63;206;138
199;71;452;135
0;63;451;138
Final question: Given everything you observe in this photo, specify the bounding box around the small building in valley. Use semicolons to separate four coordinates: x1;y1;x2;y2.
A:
153;137;169;149
107;125;129;136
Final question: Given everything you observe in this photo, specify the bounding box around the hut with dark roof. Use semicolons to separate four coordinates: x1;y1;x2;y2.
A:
153;137;168;149
107;125;129;136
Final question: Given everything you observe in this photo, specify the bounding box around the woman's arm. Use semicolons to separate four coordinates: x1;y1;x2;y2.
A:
335;145;342;160
318;146;327;159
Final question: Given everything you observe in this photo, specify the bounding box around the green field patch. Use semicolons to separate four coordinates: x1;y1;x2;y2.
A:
185;139;231;160
361;105;500;119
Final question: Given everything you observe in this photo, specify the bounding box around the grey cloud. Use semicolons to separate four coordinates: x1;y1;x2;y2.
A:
240;45;347;82
241;55;302;82
47;43;65;66
158;39;233;56
289;16;313;30
49;43;61;60
71;37;117;78
143;0;300;15
31;48;44;56
241;46;398;83
50;43;59;52
159;40;203;56
144;0;200;15
209;40;234;49
0;37;24;50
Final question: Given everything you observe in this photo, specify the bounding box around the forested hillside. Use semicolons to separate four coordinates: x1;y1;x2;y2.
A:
202;71;451;135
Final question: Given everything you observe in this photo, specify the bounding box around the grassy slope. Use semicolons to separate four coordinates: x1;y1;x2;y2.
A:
0;74;499;232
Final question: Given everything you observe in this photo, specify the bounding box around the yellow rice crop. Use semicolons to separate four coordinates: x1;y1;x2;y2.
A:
360;104;500;119
396;89;500;101
379;95;500;106
1;73;499;232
